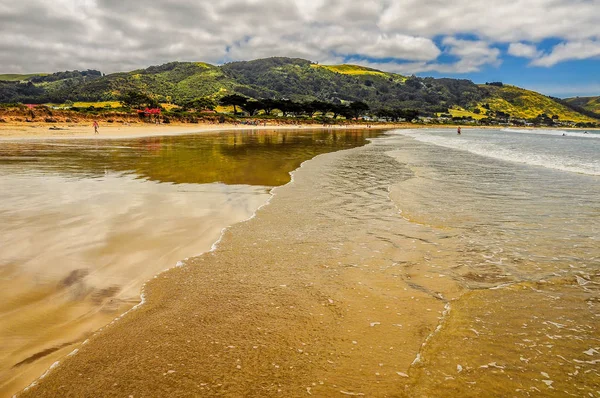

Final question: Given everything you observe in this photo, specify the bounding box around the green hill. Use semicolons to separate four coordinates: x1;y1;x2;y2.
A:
0;73;48;82
564;96;600;114
474;85;598;123
0;57;595;123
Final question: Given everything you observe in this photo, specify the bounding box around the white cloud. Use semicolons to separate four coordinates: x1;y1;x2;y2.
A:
0;0;599;74
531;40;600;67
350;39;500;75
379;0;600;42
508;43;541;59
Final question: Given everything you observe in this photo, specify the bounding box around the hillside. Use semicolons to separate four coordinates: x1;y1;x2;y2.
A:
0;58;485;112
564;96;600;114
0;73;47;82
474;85;598;123
0;57;595;123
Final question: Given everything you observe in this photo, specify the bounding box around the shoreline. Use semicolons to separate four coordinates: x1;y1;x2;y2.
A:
1;122;595;142
21;134;327;395
14;127;599;397
0;122;409;141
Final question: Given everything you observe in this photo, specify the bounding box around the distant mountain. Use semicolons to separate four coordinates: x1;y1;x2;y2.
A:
0;57;596;123
469;85;599;123
564;96;600;116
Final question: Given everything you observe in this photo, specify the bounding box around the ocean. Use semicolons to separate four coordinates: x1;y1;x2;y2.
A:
383;128;599;395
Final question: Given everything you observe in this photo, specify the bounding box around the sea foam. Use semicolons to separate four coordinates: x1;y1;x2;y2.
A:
393;129;600;176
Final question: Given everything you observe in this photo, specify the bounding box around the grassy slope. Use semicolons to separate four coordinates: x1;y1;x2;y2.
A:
0;73;47;82
445;107;487;120
312;64;405;80
478;85;597;123
69;62;240;102
564;96;600;114
221;59;439;108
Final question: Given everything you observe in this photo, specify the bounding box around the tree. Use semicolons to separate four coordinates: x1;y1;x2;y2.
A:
182;97;217;112
349;101;369;119
260;99;278;115
305;100;331;117
219;94;247;114
119;91;157;109
330;104;349;119
244;100;264;116
277;100;302;117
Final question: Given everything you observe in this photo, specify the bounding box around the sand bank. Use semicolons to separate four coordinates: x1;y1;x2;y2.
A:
0;122;408;141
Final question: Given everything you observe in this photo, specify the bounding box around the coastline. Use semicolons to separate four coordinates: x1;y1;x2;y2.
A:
0;178;273;397
19;136;329;396
7;126;598;396
1;121;594;142
0;122;408;141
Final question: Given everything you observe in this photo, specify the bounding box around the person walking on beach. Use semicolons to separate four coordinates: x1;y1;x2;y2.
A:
93;120;99;134
457;126;461;135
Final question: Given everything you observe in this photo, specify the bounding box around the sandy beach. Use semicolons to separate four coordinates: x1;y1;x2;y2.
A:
0;121;408;141
18;136;459;397
3;126;598;397
0;127;385;396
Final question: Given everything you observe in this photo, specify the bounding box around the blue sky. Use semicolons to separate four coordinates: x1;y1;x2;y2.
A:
1;0;599;98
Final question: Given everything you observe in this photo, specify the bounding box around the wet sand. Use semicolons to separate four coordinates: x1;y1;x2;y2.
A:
0;122;404;141
12;130;600;397
0;128;382;397
0;175;270;396
18;136;466;397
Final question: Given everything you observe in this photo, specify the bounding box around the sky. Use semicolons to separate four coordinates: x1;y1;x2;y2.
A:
1;0;599;98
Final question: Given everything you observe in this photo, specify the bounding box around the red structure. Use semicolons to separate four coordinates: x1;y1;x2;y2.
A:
136;107;161;115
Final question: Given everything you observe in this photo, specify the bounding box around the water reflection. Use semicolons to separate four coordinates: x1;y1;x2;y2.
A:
0;129;381;185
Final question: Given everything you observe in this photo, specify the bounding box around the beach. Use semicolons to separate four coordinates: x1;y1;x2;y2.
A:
11;127;599;397
0;127;383;396
0;121;405;141
16;133;456;397
2;127;598;397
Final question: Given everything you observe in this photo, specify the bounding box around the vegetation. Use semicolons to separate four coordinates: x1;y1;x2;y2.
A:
476;85;597;123
0;57;597;127
311;64;392;78
0;73;48;82
563;96;600;116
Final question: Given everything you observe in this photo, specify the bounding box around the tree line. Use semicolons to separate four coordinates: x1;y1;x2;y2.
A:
117;91;421;121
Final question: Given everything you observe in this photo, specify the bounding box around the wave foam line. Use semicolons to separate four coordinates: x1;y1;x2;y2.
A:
391;129;600;176
501;128;600;139
411;302;452;367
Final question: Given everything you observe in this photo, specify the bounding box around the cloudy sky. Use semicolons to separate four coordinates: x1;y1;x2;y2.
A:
1;0;599;97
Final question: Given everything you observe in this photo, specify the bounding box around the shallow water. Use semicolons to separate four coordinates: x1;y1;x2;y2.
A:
11;128;600;397
385;129;600;396
0;128;380;396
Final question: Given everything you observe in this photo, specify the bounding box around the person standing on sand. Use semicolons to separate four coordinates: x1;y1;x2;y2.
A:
93;120;99;134
457;126;461;135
